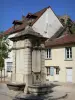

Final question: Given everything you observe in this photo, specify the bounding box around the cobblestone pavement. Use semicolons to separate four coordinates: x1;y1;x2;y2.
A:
0;82;75;100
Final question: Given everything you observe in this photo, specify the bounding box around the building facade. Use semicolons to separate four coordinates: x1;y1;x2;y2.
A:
3;6;63;76
45;33;75;83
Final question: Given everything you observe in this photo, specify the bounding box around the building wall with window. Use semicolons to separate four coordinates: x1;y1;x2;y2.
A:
45;45;75;83
4;7;63;79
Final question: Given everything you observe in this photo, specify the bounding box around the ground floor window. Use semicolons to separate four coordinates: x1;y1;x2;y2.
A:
46;66;54;76
46;66;59;76
7;62;12;72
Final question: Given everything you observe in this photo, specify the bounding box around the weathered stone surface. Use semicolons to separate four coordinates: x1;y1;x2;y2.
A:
10;28;46;93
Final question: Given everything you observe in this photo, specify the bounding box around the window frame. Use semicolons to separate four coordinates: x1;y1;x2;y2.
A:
65;47;72;60
46;66;54;76
46;67;50;76
46;48;51;59
7;62;12;72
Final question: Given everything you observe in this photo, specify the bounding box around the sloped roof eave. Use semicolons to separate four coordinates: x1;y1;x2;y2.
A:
3;6;50;36
45;34;75;48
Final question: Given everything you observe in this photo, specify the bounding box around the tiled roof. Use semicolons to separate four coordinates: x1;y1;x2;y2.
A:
3;6;50;36
3;26;14;35
45;34;75;47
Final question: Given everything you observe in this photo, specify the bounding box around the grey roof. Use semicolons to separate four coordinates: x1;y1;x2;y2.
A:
10;26;44;39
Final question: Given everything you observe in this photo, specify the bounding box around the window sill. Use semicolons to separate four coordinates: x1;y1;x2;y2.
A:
45;58;52;60
64;59;73;61
47;75;53;76
7;71;12;72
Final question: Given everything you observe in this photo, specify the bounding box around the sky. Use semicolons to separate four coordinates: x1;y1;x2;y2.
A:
0;0;75;31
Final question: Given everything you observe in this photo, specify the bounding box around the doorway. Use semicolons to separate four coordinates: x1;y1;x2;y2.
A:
66;68;72;82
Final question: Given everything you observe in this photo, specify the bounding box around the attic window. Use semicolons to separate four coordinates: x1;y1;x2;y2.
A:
26;13;37;19
13;20;23;29
13;20;23;25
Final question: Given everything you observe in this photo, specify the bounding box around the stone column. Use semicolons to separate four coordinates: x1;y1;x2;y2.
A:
41;44;46;83
23;39;32;93
12;42;16;82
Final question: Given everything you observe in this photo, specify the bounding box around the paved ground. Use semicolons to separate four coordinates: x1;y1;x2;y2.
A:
51;82;75;100
0;82;75;100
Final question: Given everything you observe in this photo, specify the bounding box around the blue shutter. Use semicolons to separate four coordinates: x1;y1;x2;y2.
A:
50;67;54;76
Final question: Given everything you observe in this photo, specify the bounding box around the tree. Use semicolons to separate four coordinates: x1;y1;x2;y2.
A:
60;18;65;26
0;34;9;70
60;18;75;34
70;23;75;33
66;18;75;34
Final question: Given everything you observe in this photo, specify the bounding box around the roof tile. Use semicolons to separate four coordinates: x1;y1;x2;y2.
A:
45;34;75;47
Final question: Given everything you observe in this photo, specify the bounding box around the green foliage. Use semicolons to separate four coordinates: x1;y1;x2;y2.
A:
66;18;73;28
61;18;75;34
0;57;4;70
0;35;9;69
60;18;65;26
70;23;75;33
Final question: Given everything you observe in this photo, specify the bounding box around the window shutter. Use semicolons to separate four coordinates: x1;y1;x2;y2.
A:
50;67;54;76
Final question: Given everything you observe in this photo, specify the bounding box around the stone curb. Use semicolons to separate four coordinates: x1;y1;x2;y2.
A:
13;91;67;100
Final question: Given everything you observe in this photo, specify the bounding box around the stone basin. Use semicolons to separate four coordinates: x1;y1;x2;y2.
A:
7;82;25;92
28;83;51;95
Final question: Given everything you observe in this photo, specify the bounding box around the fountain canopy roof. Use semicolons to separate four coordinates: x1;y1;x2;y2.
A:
10;26;47;41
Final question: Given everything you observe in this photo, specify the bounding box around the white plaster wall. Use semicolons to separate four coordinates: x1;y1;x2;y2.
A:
33;8;63;38
45;46;75;83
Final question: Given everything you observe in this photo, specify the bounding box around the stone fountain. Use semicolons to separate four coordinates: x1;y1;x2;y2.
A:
7;25;50;94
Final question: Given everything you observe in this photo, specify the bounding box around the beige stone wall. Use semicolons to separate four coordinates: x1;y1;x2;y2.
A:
12;38;46;87
12;39;32;84
45;45;75;83
32;50;41;73
32;49;46;83
40;50;46;83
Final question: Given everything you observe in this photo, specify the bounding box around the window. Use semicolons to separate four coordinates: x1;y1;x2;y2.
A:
56;68;59;74
7;62;12;72
65;47;72;59
46;67;54;76
46;67;50;76
50;67;54;76
46;48;51;59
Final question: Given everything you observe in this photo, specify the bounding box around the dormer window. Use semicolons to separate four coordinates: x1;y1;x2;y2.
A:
26;13;37;19
13;20;23;29
13;20;23;25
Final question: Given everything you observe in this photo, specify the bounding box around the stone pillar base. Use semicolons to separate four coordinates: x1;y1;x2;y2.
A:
23;74;33;93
